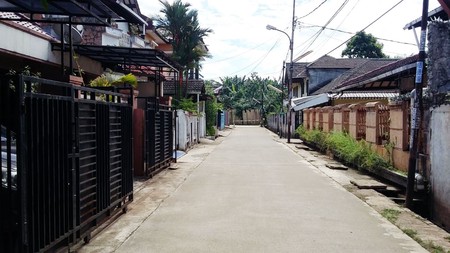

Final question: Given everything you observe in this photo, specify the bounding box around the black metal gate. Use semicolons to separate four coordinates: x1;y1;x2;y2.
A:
142;97;173;177
0;75;133;252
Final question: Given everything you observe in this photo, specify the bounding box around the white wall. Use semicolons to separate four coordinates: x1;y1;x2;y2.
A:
430;105;450;228
0;23;102;74
176;110;205;151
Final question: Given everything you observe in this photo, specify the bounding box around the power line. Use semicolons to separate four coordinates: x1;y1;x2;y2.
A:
207;38;275;64
311;0;360;52
207;38;282;78
325;0;404;55
297;0;328;20
300;22;416;46
299;0;350;56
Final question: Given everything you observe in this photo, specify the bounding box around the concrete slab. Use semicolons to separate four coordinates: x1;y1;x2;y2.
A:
351;179;387;190
326;163;349;170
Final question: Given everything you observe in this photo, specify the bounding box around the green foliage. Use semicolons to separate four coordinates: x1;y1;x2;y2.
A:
156;0;212;71
296;126;394;173
216;73;284;119
403;229;449;253
205;80;222;136
177;97;197;113
7;66;41;92
115;73;138;88
89;75;110;87
381;209;401;223
342;31;387;58
89;73;138;88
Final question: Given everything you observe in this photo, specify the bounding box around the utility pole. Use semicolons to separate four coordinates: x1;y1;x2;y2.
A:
287;0;296;143
405;0;428;208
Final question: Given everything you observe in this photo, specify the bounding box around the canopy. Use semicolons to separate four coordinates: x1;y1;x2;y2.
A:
291;94;329;112
0;0;147;25
51;44;181;71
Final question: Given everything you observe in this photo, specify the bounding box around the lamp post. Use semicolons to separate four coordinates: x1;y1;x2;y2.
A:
266;0;295;143
266;25;294;142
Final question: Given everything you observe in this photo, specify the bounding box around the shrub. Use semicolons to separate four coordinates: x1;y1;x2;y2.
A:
297;126;394;173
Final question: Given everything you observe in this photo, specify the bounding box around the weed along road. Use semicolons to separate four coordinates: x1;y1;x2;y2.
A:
111;126;426;252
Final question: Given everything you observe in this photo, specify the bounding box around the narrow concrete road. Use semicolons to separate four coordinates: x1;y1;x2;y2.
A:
116;126;425;253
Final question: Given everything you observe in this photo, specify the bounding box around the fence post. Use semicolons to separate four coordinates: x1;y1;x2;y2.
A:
365;102;380;144
348;103;359;139
389;101;409;151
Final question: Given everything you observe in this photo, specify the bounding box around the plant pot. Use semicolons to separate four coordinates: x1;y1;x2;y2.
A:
69;75;83;86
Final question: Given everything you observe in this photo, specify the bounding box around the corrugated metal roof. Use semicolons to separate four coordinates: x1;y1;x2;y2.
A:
0;12;54;39
329;91;399;100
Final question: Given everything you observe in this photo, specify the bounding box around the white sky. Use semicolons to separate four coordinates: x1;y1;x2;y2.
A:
139;0;442;82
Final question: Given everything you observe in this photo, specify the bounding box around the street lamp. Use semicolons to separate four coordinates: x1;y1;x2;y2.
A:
266;22;295;143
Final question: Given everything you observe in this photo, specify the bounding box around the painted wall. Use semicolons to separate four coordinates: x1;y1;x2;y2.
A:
0;23;102;75
430;105;450;230
428;21;450;231
308;69;347;94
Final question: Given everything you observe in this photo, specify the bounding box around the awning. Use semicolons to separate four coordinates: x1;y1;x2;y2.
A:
51;44;181;71
291;93;329;112
0;0;147;25
403;6;448;30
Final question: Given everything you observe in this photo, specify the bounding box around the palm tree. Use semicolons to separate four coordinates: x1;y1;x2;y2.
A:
155;0;212;97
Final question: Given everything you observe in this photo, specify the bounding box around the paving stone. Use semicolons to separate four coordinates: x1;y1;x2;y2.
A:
351;179;387;190
326;163;348;170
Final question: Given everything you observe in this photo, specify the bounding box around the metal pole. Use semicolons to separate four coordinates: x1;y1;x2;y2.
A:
287;0;296;143
405;0;428;208
280;61;286;137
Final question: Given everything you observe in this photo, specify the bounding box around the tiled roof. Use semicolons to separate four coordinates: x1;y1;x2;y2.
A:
0;12;54;40
335;54;419;91
289;62;308;79
307;55;367;69
164;79;205;95
312;58;398;95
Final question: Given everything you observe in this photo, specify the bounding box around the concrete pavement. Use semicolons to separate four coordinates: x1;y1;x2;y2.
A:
76;126;427;253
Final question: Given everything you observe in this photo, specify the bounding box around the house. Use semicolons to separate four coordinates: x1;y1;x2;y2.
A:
0;1;182;251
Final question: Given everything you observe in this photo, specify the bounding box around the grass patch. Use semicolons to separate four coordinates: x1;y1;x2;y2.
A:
296;126;395;173
381;208;401;223
402;229;449;253
445;236;450;243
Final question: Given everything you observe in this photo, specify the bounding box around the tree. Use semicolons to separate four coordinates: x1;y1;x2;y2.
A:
155;0;212;71
342;31;387;58
216;74;283;120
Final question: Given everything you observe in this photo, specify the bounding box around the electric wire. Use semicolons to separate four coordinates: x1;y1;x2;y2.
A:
324;0;404;55
311;0;361;52
299;0;350;56
297;0;328;20
300;23;416;46
207;37;276;64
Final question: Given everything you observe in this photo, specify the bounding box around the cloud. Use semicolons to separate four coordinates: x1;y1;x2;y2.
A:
139;0;441;81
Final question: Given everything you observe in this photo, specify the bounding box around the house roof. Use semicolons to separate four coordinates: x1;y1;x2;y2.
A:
51;43;181;70
287;62;309;79
307;55;367;69
0;0;147;26
328;90;399;100
312;58;398;95
291;90;399;111
164;79;205;95
404;6;449;30
335;55;419;91
0;12;54;40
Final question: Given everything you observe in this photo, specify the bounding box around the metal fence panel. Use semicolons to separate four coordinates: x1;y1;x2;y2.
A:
143;98;173;177
0;75;133;252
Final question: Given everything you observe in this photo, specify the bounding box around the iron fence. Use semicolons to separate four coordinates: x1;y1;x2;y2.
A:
142;97;173;177
0;75;133;252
